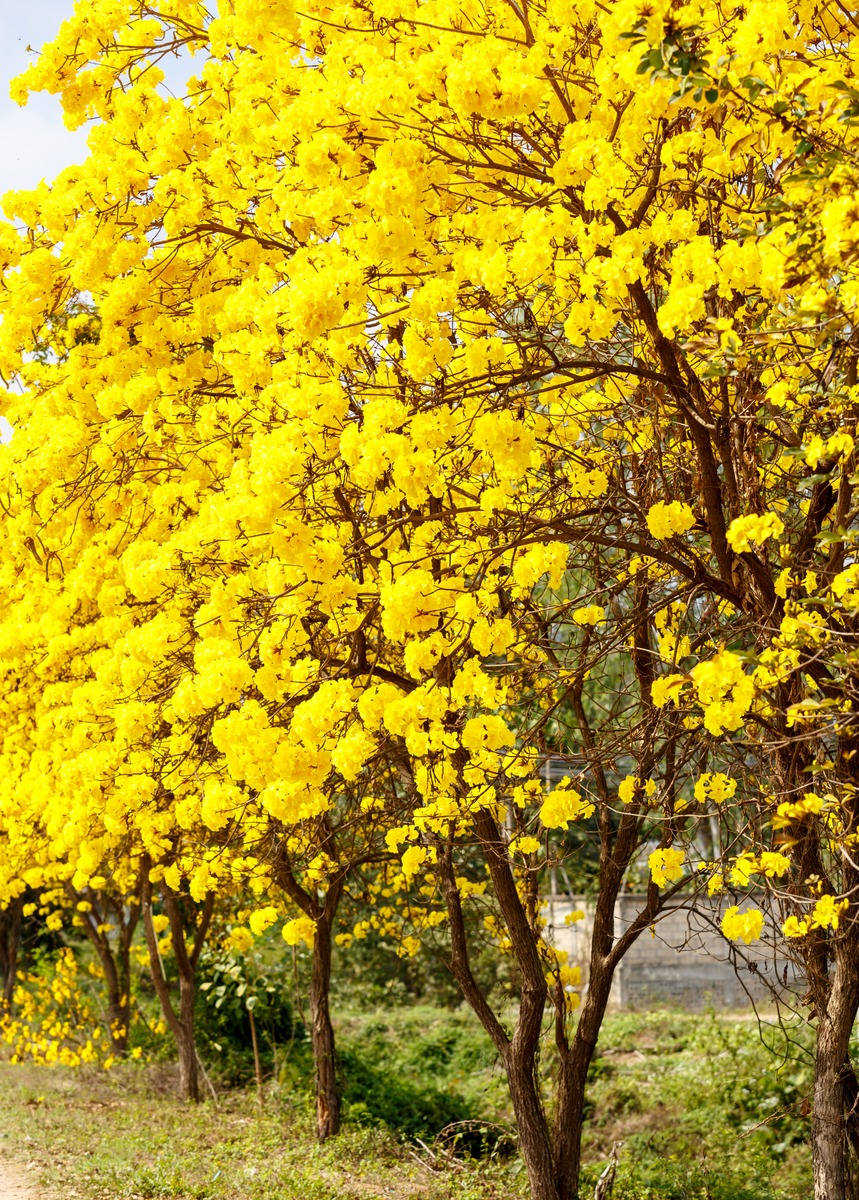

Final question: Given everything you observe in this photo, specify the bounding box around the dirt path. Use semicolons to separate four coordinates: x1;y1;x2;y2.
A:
0;1160;37;1200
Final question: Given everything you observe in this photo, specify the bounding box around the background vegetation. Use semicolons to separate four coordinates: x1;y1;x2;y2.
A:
0;976;815;1200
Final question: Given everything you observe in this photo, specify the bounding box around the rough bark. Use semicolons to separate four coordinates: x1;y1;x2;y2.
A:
472;806;564;1197
438;829;560;1198
0;896;23;1009
504;1039;560;1200
802;736;859;1197
165;890;202;1104
553;968;610;1197
141;874;213;1102
274;846;346;1142
72;888;139;1056
813;959;859;1200
310;903;340;1140
101;938;128;1056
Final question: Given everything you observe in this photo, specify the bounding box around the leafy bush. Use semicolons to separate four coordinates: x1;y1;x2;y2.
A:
1;947;115;1066
195;946;302;1085
335;1007;505;1150
340;1046;475;1140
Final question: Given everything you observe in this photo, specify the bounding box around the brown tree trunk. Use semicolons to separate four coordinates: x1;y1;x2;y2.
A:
112;893;138;1057
172;923;200;1105
141;874;213;1103
475;808;564;1197
273;843;347;1142
71;888;139;1057
311;901;340;1140
813;952;859;1199
103;950;130;1057
112;919;134;1056
503;1032;561;1200
798;735;859;1197
553;951;619;1199
554;1008;599;1192
435;812;563;1199
175;986;200;1104
0;896;23;1009
815;1035;848;1200
439;802;664;1199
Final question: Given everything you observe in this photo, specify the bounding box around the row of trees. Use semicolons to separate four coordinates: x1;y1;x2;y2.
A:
0;0;859;1196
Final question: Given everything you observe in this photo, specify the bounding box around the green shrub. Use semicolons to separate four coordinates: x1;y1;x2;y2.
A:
195;945;303;1085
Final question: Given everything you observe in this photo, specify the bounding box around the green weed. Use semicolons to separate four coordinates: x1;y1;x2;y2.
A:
0;1008;812;1200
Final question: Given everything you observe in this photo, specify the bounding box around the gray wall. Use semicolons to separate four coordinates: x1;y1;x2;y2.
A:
545;894;802;1010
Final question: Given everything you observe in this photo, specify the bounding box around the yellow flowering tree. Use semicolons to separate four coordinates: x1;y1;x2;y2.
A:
3;0;859;1195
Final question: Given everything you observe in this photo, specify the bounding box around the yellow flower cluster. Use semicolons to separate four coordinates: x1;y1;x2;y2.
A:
726;513;785;555
648;848;685;888
539;780;595;829
646;501;696;541
693;773;737;805
721;907;764;945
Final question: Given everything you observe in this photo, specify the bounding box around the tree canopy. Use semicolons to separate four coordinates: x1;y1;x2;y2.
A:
2;0;859;1196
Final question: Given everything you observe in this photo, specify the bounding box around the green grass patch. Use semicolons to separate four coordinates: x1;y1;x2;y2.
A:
0;1007;812;1199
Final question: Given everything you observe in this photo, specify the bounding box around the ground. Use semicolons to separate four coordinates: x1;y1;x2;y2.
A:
0;1161;36;1200
0;1008;814;1200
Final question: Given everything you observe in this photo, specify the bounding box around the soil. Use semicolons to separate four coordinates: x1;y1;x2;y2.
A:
0;1159;36;1199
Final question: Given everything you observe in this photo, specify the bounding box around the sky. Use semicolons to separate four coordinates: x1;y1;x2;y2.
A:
0;2;193;435
0;0;89;198
0;1;88;436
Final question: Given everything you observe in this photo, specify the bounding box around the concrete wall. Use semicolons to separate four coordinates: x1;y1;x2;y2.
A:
545;893;802;1010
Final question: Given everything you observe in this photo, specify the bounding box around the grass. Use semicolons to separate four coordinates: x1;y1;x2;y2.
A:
578;1011;812;1199
0;1064;519;1200
0;1008;813;1200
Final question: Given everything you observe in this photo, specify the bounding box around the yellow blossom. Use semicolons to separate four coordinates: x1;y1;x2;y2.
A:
282;917;316;948
726;512;785;554
648;848;685;888
721;906;764;944
646;501;696;540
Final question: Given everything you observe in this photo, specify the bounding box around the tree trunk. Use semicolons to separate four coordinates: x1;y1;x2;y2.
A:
274;855;346;1142
175;968;200;1105
813;958;859;1200
436;809;566;1198
114;923;134;1056
0;897;23;1009
805;735;859;1198
553;1052;589;1200
311;909;340;1140
504;1037;561;1200
105;960;130;1057
141;875;213;1103
553;954;616;1199
164;890;205;1104
73;889;139;1057
815;1037;848;1200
